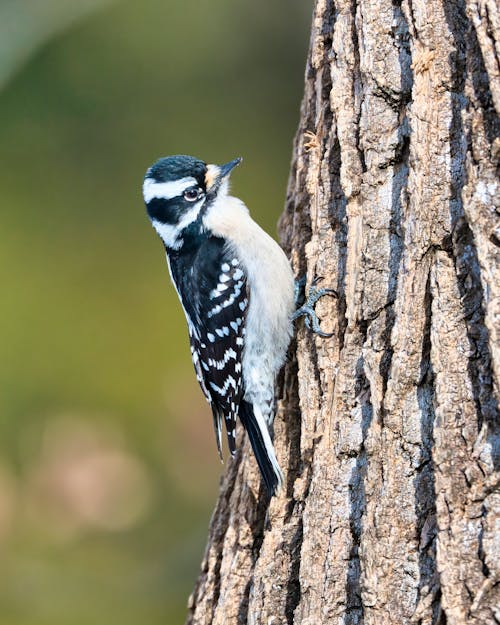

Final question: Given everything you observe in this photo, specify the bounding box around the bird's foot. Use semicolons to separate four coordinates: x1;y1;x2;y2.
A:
292;276;337;338
294;275;307;308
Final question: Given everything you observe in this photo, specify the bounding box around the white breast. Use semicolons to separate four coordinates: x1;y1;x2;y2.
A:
203;192;295;417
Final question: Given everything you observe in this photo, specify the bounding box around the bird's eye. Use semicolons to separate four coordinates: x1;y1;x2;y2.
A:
184;187;201;202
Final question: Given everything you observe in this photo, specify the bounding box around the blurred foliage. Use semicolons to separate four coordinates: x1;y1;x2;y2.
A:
0;0;311;623
0;0;118;89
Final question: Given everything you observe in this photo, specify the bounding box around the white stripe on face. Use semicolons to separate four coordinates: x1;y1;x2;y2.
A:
150;221;183;250
143;176;197;202
150;198;205;249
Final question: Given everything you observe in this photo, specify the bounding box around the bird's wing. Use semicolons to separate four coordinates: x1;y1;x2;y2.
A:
172;238;249;457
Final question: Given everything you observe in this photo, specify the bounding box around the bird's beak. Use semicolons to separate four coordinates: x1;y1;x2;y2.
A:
218;157;242;178
205;157;242;194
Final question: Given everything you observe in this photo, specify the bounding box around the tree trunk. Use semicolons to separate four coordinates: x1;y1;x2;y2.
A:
186;1;500;623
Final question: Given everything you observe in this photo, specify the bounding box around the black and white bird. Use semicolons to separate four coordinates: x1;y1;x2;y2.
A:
143;154;332;495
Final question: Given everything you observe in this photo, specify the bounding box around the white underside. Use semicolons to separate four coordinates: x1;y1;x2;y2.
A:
202;191;295;423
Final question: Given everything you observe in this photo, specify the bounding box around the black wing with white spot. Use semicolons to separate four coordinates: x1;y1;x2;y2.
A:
168;236;248;457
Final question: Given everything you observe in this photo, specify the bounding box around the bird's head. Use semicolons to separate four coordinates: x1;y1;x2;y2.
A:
143;154;242;250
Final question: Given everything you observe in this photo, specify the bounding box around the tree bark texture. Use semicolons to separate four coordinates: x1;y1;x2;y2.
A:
186;1;499;623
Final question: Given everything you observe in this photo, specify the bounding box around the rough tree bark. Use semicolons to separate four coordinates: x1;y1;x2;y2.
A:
186;1;499;623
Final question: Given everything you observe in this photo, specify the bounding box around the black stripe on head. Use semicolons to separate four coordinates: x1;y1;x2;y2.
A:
148;155;207;189
146;196;184;224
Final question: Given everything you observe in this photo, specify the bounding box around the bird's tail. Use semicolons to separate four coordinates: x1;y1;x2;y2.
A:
239;400;284;496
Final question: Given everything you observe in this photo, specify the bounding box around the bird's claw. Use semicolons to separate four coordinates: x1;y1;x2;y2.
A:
292;277;337;338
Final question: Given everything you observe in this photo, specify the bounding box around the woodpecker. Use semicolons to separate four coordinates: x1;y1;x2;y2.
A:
143;155;333;495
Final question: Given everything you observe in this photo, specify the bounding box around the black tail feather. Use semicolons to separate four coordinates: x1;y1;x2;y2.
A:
239;400;282;496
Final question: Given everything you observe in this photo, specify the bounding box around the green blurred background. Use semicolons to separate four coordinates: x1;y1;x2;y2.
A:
0;1;311;623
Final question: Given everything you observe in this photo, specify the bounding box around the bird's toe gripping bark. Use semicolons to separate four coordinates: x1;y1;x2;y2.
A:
292;276;337;338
